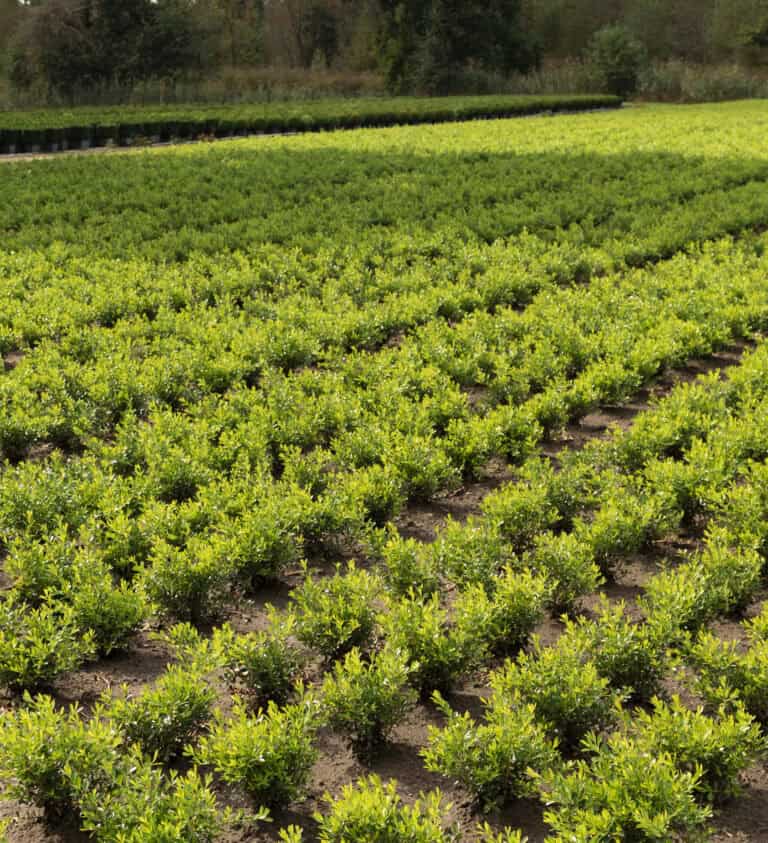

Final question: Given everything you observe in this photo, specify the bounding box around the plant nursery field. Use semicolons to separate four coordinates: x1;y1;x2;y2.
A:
2;100;768;842
0;94;621;155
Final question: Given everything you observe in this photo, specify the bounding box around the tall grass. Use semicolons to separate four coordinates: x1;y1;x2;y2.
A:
2;58;768;111
455;59;768;103
504;60;604;95
638;60;768;103
1;66;385;109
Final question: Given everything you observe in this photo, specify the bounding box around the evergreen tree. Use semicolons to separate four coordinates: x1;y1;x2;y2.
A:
380;0;539;92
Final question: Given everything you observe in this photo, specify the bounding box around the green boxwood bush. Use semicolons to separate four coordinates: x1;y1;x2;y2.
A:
423;692;559;811
542;731;711;842
291;563;382;661
321;646;417;756
311;775;460;842
189;694;320;808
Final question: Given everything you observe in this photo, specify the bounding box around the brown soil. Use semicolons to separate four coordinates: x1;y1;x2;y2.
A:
712;763;768;842
396;458;514;543
0;807;88;843
51;630;173;714
2;351;24;371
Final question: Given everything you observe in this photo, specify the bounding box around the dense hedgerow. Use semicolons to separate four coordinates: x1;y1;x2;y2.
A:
0;96;623;155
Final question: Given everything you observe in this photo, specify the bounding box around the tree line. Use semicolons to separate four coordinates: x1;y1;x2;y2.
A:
1;0;767;100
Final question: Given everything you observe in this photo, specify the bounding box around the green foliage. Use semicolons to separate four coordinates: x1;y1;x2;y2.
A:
2;534;146;657
453;567;550;656
638;59;768;103
476;825;526;843
489;639;622;748
222;495;306;588
576;485;678;576
746;603;768;643
0;694;121;819
159;622;220;673
313;775;460;842
564;599;673;701
0;94;622;154
63;559;148;656
4;98;768;843
629;696;765;804
321;646;417;756
587;24;648;97
430;518;511;589
379;592;478;694
480;481;559;553
378;531;440;598
78;759;245;843
138;538;232;624
106;666;216;761
0;598;95;691
423;692;559;810
10;0;215;99
190;694;320;808
292;563;382;661
0;455;99;544
380;0;539;93
344;465;407;528
642;532;764;635
542;731;712;842
2;527;76;603
215;614;306;705
688;629;768;725
526;531;603;612
386;432;459;500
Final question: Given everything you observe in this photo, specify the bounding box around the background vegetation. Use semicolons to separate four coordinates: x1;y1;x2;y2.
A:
1;0;768;106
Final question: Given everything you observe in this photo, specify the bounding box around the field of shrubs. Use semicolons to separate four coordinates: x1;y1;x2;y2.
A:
1;99;768;842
